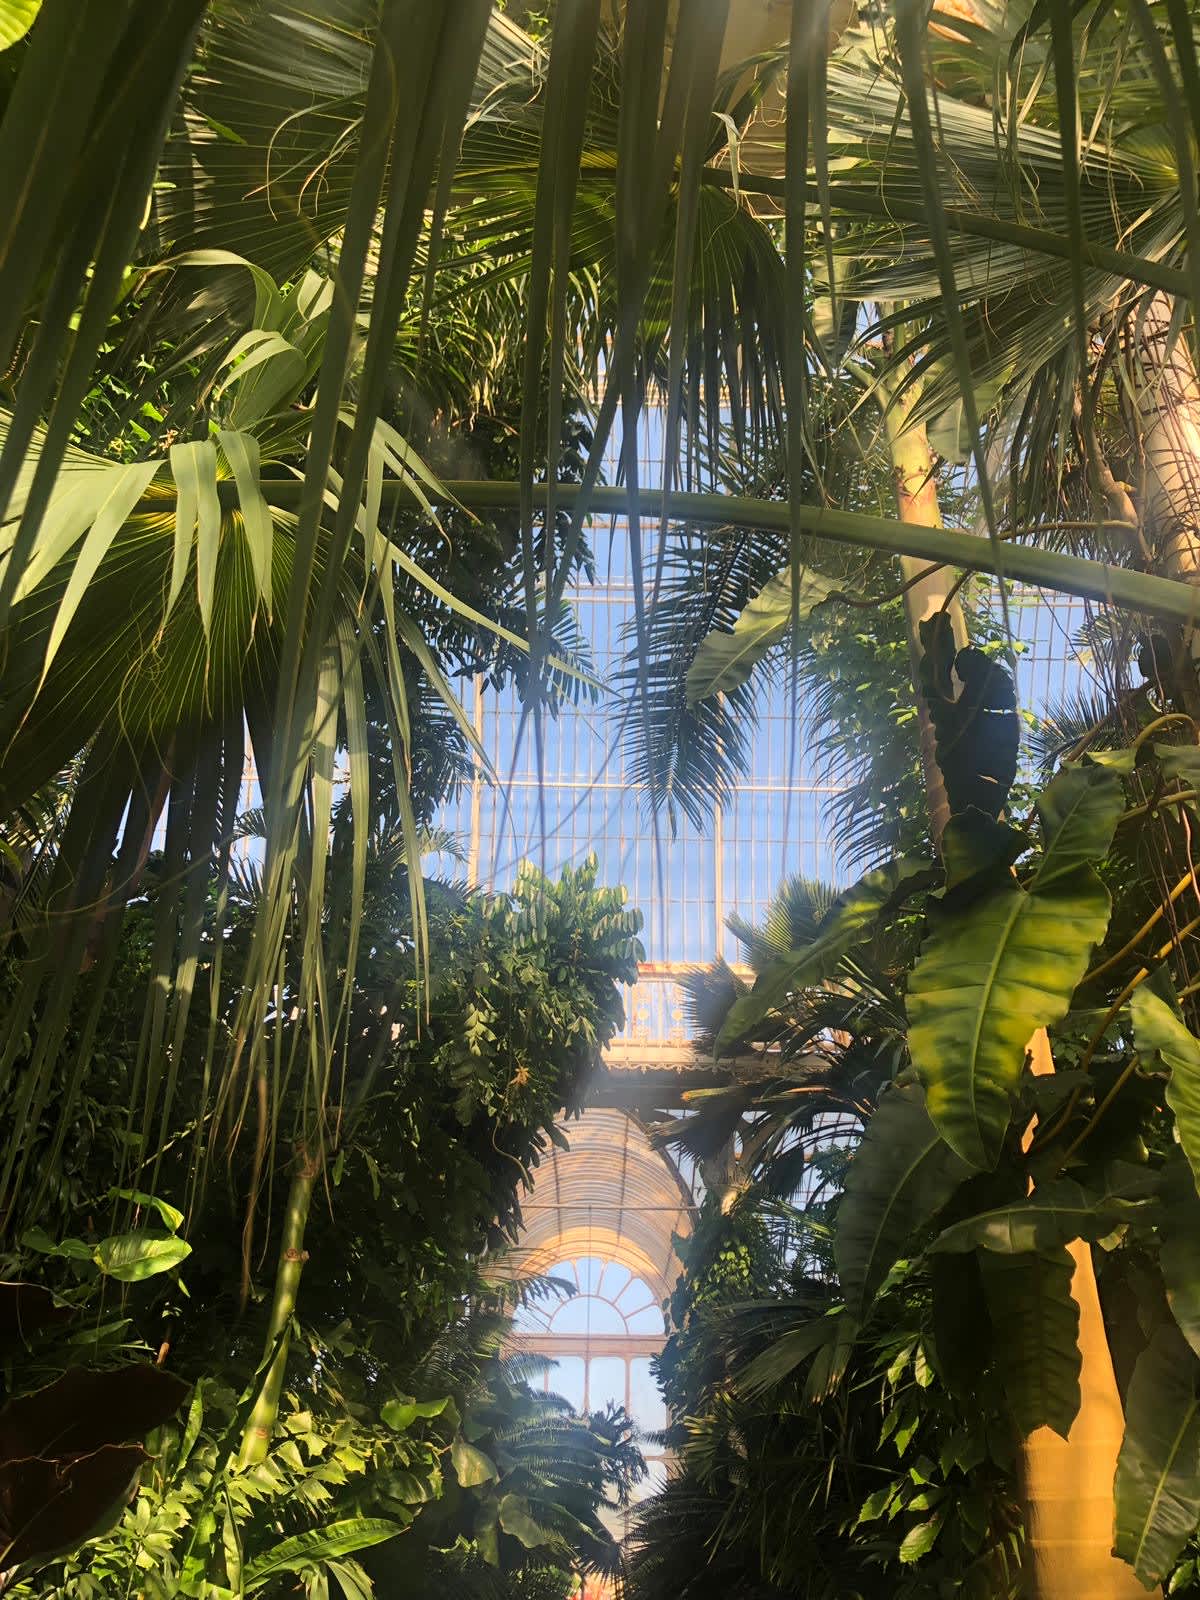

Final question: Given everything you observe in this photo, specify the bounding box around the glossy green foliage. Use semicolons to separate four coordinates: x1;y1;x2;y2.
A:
978;1248;1081;1440
910;762;1122;1168
1116;1324;1200;1587
835;1080;970;1318
1133;988;1200;1198
910;867;1110;1168
685;562;836;702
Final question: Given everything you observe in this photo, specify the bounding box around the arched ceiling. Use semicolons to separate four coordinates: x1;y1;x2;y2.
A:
508;1108;696;1301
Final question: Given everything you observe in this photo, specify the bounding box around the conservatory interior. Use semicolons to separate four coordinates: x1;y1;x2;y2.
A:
4;2;1200;1599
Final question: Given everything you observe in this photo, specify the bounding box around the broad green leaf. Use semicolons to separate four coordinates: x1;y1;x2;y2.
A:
940;811;1026;892
898;1511;945;1564
979;1248;1080;1439
1115;1323;1200;1586
909;866;1112;1169
92;1232;191;1282
218;430;273;613
835;1081;970;1316
0;1;39;48
380;1394;449;1431
1156;742;1200;800
1163;1228;1200;1364
451;1433;499;1487
21;1226;93;1261
105;1188;184;1233
474;1499;500;1565
929;1179;1146;1255
325;1560;374;1600
497;1492;546;1550
1161;1161;1200;1360
685;563;837;704
1132;989;1200;1195
1087;748;1138;776
716;856;931;1056
855;1483;899;1527
1032;762;1126;885
244;1520;405;1591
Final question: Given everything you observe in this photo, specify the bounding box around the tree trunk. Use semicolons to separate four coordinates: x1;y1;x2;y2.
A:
238;1146;320;1468
876;364;969;842
880;385;1141;1599
1130;292;1200;582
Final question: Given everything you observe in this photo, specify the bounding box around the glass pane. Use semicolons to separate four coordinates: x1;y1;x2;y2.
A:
578;1255;605;1294
589;1356;626;1413
550;1295;624;1335
626;1304;666;1335
598;1260;631;1301
547;1356;585;1412
616;1276;655;1314
630;1357;667;1434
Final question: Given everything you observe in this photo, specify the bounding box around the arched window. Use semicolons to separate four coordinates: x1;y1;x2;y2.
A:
513;1254;669;1496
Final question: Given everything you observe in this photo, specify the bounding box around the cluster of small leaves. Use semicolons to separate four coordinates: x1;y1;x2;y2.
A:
10;1376;444;1599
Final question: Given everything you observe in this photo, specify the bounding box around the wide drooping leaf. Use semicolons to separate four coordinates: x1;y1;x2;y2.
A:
1115;1323;1200;1586
1161;1159;1200;1360
978;1247;1081;1439
908;866;1112;1169
91;1232;192;1283
0;1;38;49
1132;988;1200;1197
928;1179;1145;1255
1032;762;1126;885
685;562;837;703
451;1433;499;1488
715;854;931;1055
244;1519;407;1591
834;1080;970;1317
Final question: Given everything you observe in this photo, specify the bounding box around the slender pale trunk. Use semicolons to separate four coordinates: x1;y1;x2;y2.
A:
879;387;1140;1599
1130;292;1200;582
876;364;969;841
238;1145;320;1468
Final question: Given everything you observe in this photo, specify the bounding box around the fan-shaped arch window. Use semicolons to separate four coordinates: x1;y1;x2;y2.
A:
515;1256;666;1339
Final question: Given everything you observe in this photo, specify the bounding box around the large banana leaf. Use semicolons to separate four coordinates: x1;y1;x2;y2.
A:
1032;762;1126;886
244;1519;407;1591
1160;1159;1200;1361
1115;1323;1200;1586
685;562;836;702
928;1179;1146;1255
834;1079;970;1318
979;1247;1081;1440
909;866;1112;1170
1131;988;1200;1198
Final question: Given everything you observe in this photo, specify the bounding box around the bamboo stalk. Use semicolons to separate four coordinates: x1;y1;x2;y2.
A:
237;1145;320;1469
